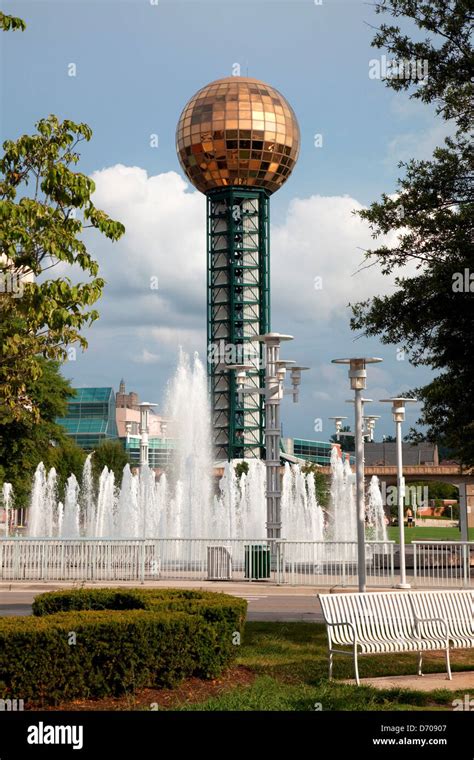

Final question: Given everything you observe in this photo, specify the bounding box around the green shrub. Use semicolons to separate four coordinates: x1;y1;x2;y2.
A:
1;589;246;706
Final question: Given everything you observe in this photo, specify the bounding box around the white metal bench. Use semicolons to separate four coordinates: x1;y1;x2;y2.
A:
319;590;474;686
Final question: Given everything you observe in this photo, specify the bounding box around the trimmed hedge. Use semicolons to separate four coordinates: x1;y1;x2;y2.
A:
0;589;247;706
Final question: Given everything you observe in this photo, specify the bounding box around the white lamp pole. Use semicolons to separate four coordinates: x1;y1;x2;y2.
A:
379;397;417;589
138;402;158;468
332;358;383;592
229;333;308;540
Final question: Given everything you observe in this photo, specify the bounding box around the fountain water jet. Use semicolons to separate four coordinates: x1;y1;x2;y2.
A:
19;350;387;544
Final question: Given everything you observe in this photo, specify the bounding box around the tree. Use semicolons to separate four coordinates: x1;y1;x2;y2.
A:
0;359;85;507
92;441;130;487
0;12;26;32
301;462;330;508
234;461;249;479
0;115;125;421
351;0;474;467
330;426;355;453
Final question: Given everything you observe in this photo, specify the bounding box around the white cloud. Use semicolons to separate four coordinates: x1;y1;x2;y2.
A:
90;165;205;313
385;94;454;164
271;194;402;322
77;164;426;435
386;121;452;164
133;348;162;365
89;168;407;357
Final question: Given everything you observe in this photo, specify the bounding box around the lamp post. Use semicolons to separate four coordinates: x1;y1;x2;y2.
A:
379;396;418;588
332;357;383;592
230;333;308;540
138;402;158;468
160;419;170;467
363;415;381;442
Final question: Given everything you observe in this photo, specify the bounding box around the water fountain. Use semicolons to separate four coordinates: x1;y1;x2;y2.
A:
1;482;13;536
4;351;387;549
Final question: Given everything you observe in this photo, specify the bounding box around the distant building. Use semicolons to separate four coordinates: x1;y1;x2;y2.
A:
283;438;350;466
122;436;175;469
114;379;164;438
56;387;119;450
115;378;139;411
55;381;173;467
364;442;439;467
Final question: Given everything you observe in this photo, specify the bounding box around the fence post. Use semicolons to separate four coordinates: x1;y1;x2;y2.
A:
462;543;469;588
13;540;20;580
413;542;417;587
140;540;145;584
342;543;347;587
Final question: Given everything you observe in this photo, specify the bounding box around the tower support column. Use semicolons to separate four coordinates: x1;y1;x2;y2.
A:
207;187;270;460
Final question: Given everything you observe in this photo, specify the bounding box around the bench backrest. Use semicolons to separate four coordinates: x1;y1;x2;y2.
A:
319;590;473;645
409;590;473;640
319;592;416;645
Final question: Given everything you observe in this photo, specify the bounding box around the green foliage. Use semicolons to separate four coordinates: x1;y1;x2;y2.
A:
407;480;458;500
0;115;125;421
0;12;26;32
32;587;247;627
0;359;85;506
351;0;474;467
1;589;246;706
301;462;330;507
234;461;249;479
370;0;472;132
178;621;470;712
92;440;131;487
330;426;354;453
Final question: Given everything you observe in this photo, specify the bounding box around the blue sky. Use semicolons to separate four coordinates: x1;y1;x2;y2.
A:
1;0;446;440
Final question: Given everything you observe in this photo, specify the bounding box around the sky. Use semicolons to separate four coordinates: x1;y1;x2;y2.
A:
0;0;448;440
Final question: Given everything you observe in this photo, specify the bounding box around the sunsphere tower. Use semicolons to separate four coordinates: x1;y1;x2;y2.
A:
176;77;300;461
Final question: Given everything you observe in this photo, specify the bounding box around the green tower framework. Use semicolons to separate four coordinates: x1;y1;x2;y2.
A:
175;76;300;462
207;187;270;461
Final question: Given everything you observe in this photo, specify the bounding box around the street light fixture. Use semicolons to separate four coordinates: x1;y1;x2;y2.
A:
138;402;158;469
332;357;383;592
329;416;348;441
232;333;308;541
363;415;381;443
379;396;418;589
290;366;310;402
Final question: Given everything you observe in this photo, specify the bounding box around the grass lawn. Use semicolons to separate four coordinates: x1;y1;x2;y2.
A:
34;621;474;712
176;622;473;712
387;526;474;544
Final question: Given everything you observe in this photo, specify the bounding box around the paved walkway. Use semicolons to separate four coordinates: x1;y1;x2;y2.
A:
350;671;474;692
0;581;325;621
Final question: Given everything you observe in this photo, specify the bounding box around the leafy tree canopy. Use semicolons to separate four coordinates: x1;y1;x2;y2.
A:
0;359;86;507
351;0;473;467
92;440;131;487
0;115;125;421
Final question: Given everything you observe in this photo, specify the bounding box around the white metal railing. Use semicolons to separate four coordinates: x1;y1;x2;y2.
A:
0;538;395;586
275;540;394;587
413;541;473;588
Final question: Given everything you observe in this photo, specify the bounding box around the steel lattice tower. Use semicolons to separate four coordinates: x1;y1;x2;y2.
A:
176;77;300;461
207;187;269;459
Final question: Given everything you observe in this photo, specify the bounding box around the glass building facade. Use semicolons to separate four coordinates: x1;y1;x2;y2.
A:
291;439;355;466
56;387;119;450
292;439;333;465
122;436;176;469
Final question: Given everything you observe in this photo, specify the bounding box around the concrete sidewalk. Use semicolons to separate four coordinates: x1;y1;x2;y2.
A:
0;580;325;621
348;671;474;692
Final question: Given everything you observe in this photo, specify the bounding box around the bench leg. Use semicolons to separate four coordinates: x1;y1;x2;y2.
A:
445;648;452;681
329;651;334;681
353;646;360;687
417;652;423;676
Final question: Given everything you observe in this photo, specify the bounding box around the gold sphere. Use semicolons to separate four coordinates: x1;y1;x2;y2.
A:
176;76;300;195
